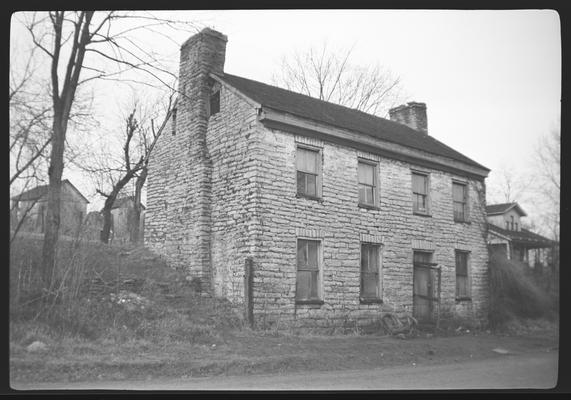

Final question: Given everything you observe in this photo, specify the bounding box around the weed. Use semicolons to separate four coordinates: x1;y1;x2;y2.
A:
489;252;557;328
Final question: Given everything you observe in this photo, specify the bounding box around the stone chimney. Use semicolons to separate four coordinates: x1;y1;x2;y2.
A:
179;28;227;96
179;28;227;292
389;102;428;134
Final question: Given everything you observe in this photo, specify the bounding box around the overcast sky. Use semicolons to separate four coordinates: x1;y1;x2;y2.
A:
12;10;561;217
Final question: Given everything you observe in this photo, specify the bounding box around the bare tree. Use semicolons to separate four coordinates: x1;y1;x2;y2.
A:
17;11;198;286
533;124;560;241
486;164;533;205
79;94;172;244
272;43;408;117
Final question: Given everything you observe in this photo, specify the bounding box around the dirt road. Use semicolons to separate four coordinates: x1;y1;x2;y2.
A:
13;349;558;391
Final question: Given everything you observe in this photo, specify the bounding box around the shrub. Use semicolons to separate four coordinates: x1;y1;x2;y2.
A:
489;252;556;327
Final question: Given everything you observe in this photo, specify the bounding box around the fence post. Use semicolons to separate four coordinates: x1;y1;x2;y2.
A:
244;257;254;328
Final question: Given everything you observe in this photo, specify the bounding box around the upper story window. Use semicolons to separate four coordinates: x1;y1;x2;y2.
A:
296;239;322;303
296;146;322;199
510;215;514;230
515;222;519;231
505;221;509;230
412;172;430;215
360;243;382;303
209;90;220;117
358;160;378;207
452;181;468;222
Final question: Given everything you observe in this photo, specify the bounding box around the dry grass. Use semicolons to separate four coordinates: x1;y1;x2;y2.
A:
489;252;558;328
9;236;244;346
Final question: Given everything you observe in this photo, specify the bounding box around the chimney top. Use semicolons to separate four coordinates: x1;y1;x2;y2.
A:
389;102;428;134
181;27;227;49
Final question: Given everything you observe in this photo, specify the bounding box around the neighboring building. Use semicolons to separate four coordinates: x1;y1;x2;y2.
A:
145;28;491;330
84;210;104;241
110;196;146;244
486;202;554;269
11;179;89;237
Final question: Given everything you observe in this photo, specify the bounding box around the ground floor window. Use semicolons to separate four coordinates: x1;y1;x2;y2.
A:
296;239;321;303
455;250;470;300
360;243;381;302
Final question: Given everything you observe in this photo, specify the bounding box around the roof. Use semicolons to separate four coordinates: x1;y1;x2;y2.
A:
11;179;89;204
486;202;527;217
215;72;489;171
488;223;553;248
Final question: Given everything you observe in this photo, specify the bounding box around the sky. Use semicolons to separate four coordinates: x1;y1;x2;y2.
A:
11;10;561;222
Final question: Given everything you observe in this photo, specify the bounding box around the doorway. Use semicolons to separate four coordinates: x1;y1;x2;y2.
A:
413;251;439;323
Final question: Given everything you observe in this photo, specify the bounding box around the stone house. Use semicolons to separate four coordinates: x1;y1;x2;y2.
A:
145;28;491;330
11;179;89;238
486;202;554;270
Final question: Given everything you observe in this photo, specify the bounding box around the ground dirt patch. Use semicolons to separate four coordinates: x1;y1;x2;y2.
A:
10;325;559;384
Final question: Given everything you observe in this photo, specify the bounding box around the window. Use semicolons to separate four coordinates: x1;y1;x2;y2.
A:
361;243;381;302
358;161;377;206
209;91;220;116
296;146;321;198
412;172;429;214
505;221;509;230
455;251;470;300
510;216;514;230
296;239;321;302
413;250;433;266
452;182;468;222
171;108;177;135
515;222;518;231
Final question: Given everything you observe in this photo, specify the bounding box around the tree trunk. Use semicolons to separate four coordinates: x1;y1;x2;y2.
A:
41;116;66;287
100;206;114;244
131;166;147;243
100;172;135;244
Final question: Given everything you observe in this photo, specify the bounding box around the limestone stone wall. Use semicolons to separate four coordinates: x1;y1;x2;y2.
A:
250;126;489;329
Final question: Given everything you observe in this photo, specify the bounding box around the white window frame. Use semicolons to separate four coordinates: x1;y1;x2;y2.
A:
452;180;469;222
296;144;323;200
360;242;383;303
358;159;379;208
455;250;471;301
411;170;431;215
295;237;324;304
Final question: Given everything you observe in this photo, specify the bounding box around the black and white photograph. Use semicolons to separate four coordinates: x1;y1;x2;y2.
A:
9;9;561;391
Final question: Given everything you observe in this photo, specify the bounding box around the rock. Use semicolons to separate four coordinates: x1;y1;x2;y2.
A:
27;341;48;353
492;348;510;354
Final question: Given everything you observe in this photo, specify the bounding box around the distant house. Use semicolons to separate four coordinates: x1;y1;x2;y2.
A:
10;179;89;237
486;202;554;269
110;196;145;244
84;211;104;241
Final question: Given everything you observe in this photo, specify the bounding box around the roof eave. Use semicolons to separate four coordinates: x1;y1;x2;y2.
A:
210;73;262;109
258;107;490;180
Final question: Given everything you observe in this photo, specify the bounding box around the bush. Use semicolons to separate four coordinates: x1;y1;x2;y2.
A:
489;252;557;327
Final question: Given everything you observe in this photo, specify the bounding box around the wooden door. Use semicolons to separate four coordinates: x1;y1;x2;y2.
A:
413;251;434;323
